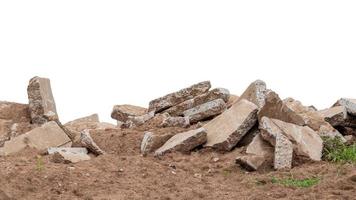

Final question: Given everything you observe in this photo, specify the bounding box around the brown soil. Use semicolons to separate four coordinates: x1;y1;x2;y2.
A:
0;127;355;200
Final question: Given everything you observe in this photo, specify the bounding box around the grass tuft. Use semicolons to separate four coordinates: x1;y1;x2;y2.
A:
271;176;320;188
322;136;356;164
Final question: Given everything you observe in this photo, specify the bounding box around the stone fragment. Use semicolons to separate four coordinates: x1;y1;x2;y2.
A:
27;76;58;124
48;147;88;154
148;81;211;113
65;114;99;126
204;99;258;151
246;134;274;157
159;116;190;128
111;105;147;121
141;132;176;155
122;111;155;128
235;155;267;171
164;88;230;116
238;80;267;108
319;106;356;128
226;94;240;108
0;101;31;123
79;130;105;155
336;98;356;116
274;133;293;170
183;99;227;123
155;128;207;156
0;121;71;156
237;125;259;147
271;118;323;161
51;150;91;164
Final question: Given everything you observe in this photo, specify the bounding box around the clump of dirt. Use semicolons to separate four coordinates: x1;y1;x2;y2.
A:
0;128;355;200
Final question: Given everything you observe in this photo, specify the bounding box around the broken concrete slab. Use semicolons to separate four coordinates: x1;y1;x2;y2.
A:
204;99;258;151
271;118;323;161
50;149;91;164
0;101;31;123
122;111;155;128
0;121;71;156
236;155;268;171
48;147;88;155
141;132;176;155
237;80;267;108
65;114;99;126
246;134;274;157
159;116;190;128
336;98;356;116
183;99;227;123
226;94;240;108
274;133;293;170
164;88;230;116
27;76;58;124
111;105;147;122
155;128;207;156
148;81;211;113
318;106;346;127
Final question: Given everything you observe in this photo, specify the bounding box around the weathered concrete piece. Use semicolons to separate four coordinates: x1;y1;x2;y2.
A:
111;105;147;122
148;81;211;113
238;80;267;108
155;128;207;156
48;147;88;154
159;116;190;128
122;111;155;128
274;133;293;170
204;99;258;151
226;94;239;108
165;88;230;116
337;98;356;116
318;106;346;127
65;114;99;126
0;121;71;156
0;101;31;123
183;99;227;123
79;130;105;155
246;134;274;157
51;149;91;163
259;117;285;146
27;76;58;124
236;155;267;171
271;119;323;161
141;132;176;155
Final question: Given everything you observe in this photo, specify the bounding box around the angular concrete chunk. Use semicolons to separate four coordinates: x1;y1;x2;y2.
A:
111;105;147;122
148;81;211;113
159;116;190;128
274;133;293;170
0;121;71;156
271;119;323;161
183;99;227;123
50;148;90;163
155;128;207;156
141;132;176;155
123;111;155;128
27;77;58;124
238;80;267;108
318;106;346;127
204;99;258;151
246;134;274;157
259;117;285;146
226;94;240;108
165;88;230;116
236;155;267;171
337;98;356;116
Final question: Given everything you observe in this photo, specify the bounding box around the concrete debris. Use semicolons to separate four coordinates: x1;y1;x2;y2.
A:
141;132;176;155
204;99;258;151
155;128;207;156
183;99;227;123
335;98;356;116
65;114;99;126
50;148;91;164
0;101;31;123
274;133;293;170
164;88;230;116
226;94;240;108
236;155;268;171
148;81;211;113
159;116;190;128
238;80;267;108
111;104;147;122
27;76;59;124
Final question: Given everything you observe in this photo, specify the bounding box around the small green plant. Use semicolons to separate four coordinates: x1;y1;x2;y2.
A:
36;156;44;171
271;176;320;188
322;136;356;164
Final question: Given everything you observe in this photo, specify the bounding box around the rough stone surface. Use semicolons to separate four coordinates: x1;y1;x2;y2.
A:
237;125;259;147
159;116;190;128
226;94;240;108
337;98;356;116
141;132;176;155
65;114;99;126
183;99;227;123
236;155;267;171
164;88;230;116
259;117;285;146
319;106;356;128
237;80;267;108
51;150;91;163
274;133;293;170
271;118;323;161
27;76;58;124
155;128;207;156
204;99;258;151
48;147;88;154
246;134;274;157
0;121;71;156
122;111;155;128
79;130;105;155
111;105;147;122
148;81;211;113
0;101;31;123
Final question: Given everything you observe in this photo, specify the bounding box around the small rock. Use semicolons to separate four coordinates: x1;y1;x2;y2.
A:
111;104;147;122
183;99;227;123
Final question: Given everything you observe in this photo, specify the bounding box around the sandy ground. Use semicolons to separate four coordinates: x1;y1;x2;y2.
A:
0;127;355;200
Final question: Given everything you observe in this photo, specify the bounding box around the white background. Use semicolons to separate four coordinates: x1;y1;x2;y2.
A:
0;1;355;123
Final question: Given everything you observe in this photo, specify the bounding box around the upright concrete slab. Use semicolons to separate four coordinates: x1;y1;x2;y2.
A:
274;133;293;170
27;76;58;124
148;81;211;113
183;99;227;123
155;128;207;156
165;88;230;116
237;80;267;108
141;132;176;155
204;99;258;151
